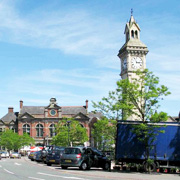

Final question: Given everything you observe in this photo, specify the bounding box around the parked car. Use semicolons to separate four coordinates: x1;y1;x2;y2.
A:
32;151;39;161
0;152;9;158
46;146;65;166
34;151;43;162
10;152;21;159
41;145;54;163
28;152;36;161
60;147;111;170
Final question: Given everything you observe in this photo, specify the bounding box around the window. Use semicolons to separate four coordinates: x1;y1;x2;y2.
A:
131;30;134;38
49;124;56;137
36;124;43;137
23;124;30;135
135;30;138;38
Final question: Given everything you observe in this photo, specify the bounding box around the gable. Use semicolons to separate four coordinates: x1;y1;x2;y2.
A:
9;120;15;125
73;112;89;121
0;120;5;125
19;112;34;119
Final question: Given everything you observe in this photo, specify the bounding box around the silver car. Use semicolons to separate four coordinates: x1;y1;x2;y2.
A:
10;152;21;159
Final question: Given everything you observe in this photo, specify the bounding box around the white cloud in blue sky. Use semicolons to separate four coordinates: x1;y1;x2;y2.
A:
0;0;179;117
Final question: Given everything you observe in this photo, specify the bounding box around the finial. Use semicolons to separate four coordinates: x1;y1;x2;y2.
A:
131;8;133;16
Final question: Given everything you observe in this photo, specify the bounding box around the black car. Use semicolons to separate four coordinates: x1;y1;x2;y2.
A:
41;145;54;163
60;147;111;170
46;146;65;166
34;151;43;162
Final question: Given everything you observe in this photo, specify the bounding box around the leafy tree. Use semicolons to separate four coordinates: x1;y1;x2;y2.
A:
52;118;88;147
93;69;171;159
0;130;34;152
91;117;116;151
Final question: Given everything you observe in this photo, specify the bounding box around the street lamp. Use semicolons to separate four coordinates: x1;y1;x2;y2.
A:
67;121;71;147
46;135;49;146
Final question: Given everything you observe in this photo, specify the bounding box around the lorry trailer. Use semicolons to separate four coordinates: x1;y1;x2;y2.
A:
115;121;180;171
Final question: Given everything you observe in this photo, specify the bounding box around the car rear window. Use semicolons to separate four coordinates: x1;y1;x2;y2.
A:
64;148;81;154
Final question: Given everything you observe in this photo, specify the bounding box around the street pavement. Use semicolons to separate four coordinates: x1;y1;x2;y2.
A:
0;157;179;180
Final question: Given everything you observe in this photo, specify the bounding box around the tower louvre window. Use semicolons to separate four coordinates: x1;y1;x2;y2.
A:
131;30;134;38
135;30;138;38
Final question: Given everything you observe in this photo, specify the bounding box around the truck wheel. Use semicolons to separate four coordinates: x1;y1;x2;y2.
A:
80;162;88;170
103;162;110;170
47;163;52;166
144;162;156;172
61;166;67;169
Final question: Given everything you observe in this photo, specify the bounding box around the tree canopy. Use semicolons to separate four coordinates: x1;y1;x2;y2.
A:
52;118;88;147
91;117;116;151
0;130;34;152
93;69;170;122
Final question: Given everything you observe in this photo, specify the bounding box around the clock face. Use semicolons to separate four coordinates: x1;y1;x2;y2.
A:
131;57;142;69
50;109;56;116
123;58;127;70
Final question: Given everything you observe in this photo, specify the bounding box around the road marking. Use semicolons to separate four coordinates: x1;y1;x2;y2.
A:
28;177;45;180
4;168;14;174
15;163;21;166
38;172;90;180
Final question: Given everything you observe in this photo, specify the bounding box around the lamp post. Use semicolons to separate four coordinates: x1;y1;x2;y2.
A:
46;135;49;146
67;121;71;147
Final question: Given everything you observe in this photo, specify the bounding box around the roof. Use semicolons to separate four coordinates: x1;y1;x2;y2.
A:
20;106;45;115
62;106;87;115
88;111;102;120
1;112;17;123
20;106;87;115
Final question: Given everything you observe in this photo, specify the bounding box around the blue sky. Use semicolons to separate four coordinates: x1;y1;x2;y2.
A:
0;0;180;118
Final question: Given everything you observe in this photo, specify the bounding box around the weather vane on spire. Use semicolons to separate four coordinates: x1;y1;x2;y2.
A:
131;8;133;16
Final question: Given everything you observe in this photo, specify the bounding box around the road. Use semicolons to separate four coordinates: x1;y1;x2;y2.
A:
0;157;180;180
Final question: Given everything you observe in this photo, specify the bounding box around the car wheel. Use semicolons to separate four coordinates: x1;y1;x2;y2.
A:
103;162;110;170
80;162;88;170
47;163;52;166
61;166;68;169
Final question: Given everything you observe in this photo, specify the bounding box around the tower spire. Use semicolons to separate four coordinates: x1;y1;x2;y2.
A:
131;8;133;16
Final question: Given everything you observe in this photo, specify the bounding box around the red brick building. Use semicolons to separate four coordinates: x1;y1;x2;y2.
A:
16;98;101;146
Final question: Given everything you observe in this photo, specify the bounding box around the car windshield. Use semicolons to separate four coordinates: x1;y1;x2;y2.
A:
64;148;81;154
91;148;103;156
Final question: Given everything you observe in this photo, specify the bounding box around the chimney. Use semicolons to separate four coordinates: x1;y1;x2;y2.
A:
8;107;14;113
20;100;23;109
85;100;88;110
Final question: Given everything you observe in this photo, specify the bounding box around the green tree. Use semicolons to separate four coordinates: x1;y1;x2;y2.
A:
0;130;34;152
93;69;171;158
52;118;88;147
91;117;116;151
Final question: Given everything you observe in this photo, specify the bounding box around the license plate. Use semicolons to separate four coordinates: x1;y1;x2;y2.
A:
13;156;16;157
65;160;72;163
49;160;55;162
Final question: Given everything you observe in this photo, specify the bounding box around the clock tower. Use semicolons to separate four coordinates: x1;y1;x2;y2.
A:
118;12;148;80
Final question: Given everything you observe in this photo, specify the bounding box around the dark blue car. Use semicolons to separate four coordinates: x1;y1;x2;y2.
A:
46;146;65;166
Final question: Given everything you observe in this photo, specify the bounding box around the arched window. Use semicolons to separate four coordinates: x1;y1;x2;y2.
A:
131;30;134;38
36;124;43;137
135;30;138;38
49;124;56;137
23;124;30;135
